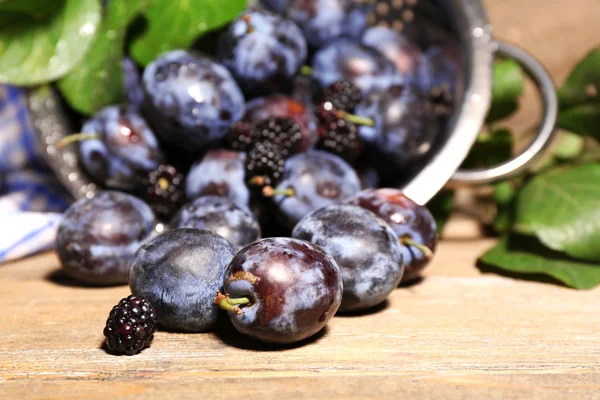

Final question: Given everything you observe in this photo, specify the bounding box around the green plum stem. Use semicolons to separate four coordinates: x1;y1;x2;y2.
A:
401;238;434;260
300;65;313;76
56;133;99;150
340;111;375;127
226;297;251;306
262;186;295;198
214;291;251;315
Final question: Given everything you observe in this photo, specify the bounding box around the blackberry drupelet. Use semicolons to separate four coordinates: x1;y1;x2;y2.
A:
322;79;362;113
317;115;362;162
226;117;302;157
141;164;185;220
103;295;157;355
225;120;254;152
252;117;302;157
428;83;454;118
246;141;286;187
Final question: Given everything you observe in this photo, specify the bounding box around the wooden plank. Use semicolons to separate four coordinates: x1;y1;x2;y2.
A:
1;219;599;399
2;1;600;399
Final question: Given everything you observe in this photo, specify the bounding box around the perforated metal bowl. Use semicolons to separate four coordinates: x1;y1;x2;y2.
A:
28;0;558;205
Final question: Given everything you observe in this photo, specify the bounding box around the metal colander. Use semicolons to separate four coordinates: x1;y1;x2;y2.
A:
27;0;558;205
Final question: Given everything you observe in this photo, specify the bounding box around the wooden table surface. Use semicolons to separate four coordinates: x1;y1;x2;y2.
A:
2;1;600;399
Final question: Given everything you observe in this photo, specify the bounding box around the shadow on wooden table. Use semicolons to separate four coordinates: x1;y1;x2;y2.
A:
213;316;330;351
45;269;123;289
477;264;569;288
335;299;390;317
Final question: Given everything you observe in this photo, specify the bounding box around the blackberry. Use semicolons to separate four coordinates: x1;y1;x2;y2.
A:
225;117;302;157
317;116;363;162
246;141;286;187
141;164;185;220
103;295;157;355
252;117;302;157
225;120;254;152
322;79;362;112
428;82;454;118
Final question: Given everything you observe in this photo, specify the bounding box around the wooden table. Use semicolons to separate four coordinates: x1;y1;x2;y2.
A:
2;1;599;398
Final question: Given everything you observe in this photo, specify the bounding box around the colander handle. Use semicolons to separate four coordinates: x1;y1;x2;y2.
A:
449;40;558;185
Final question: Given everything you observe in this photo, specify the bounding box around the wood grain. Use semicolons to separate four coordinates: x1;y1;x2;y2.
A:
2;1;600;399
1;219;600;399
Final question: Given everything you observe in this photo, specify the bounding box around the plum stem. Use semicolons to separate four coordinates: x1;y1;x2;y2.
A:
55;133;99;150
248;175;267;187
339;111;375;127
401;238;434;260
214;291;251;315
242;14;255;34
300;65;313;76
262;186;295;198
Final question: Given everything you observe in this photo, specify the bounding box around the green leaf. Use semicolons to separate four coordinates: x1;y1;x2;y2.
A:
492;208;512;234
0;0;101;86
0;0;62;19
558;49;600;109
558;104;600;141
487;59;525;123
479;235;600;290
551;131;586;161
129;0;247;66
515;163;600;262
57;0;147;115
461;128;513;169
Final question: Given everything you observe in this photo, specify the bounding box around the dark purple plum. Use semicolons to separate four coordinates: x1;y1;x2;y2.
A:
311;38;403;96
424;42;464;114
243;95;318;152
361;27;431;92
185;150;250;207
56;191;156;285
357;165;380;189
270;150;361;229
217;11;307;98
170;196;261;250
355;85;440;166
283;0;353;49
260;0;289;14
79;106;164;190
143;50;245;152
129;229;236;332
346;188;437;283
292;204;404;311
219;237;343;343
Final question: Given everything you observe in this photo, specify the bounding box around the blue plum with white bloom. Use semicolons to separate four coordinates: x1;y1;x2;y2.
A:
218;11;307;98
79;106;164;190
221;237;343;343
283;0;352;50
129;229;236;332
361;27;431;92
185;149;250;207
292;204;404;311
170;196;261;251
122;57;144;109
143;50;245;152
56;191;156;285
311;38;403;96
271;150;361;229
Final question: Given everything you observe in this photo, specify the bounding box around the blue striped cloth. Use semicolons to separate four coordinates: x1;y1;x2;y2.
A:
0;85;73;263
